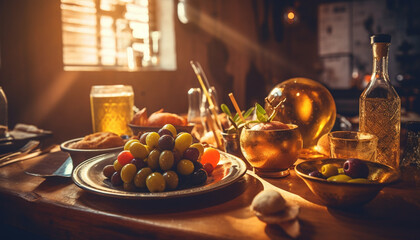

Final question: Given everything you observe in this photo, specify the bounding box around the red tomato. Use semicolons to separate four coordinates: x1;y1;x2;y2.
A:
200;147;220;168
117;150;134;166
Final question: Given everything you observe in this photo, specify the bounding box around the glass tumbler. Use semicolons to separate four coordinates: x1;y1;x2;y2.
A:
401;121;420;168
188;88;206;139
329;131;378;162
90;85;134;136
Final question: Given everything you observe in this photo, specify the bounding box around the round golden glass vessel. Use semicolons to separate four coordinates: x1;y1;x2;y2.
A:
240;124;303;177
265;78;336;149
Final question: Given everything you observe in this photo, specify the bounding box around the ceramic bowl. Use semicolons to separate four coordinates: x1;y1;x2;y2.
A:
240;124;303;178
295;158;400;207
60;138;124;169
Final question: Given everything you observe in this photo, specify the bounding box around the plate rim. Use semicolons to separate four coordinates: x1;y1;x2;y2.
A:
72;150;247;199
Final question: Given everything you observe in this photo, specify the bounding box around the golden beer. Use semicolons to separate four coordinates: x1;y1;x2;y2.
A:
90;85;134;136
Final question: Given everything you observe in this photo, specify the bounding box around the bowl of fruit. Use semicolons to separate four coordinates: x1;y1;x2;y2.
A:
128;108;194;137
295;158;400;207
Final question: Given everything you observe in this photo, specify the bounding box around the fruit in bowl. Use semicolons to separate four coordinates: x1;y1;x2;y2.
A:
295;158;400;207
129;108;193;136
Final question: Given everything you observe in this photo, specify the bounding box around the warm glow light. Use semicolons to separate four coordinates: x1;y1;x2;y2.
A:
284;8;299;24
177;0;188;24
297;94;312;122
189;7;308;75
61;0;152;70
131;22;149;39
287;11;295;20
100;16;113;27
127;47;135;70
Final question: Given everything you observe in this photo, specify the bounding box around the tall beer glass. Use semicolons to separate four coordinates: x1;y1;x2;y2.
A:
90;85;134;136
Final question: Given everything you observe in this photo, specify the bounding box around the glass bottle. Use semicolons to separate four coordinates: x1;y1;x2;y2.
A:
0;87;8;137
187;88;205;139
359;34;401;169
200;86;219;133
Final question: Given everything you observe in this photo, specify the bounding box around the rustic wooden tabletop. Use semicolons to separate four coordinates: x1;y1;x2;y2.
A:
0;151;419;240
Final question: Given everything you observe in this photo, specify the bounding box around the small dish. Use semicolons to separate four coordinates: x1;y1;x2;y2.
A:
295;158;400;207
128;123;194;136
72;150;247;199
60;138;124;170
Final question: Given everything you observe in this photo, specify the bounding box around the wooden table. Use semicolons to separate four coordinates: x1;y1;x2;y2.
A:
0;151;419;240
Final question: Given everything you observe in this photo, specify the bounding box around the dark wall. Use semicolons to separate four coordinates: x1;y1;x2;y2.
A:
0;0;324;143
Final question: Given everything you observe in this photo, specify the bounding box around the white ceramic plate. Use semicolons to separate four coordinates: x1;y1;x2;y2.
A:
72;151;247;199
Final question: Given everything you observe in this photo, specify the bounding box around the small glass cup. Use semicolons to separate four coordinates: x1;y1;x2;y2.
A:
90;85;134;136
328;131;378;161
401;121;420;168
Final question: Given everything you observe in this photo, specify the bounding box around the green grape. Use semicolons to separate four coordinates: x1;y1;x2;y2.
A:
177;159;194;175
163;171;179;190
147;149;161;170
134;167;153;188
120;163;137;183
146;132;160;149
146;172;166;192
174;133;193;154
159;150;174;171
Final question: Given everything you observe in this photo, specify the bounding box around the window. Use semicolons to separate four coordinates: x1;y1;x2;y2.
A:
61;0;176;71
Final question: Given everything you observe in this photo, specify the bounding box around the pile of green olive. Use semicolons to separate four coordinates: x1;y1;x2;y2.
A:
308;158;372;183
102;124;220;192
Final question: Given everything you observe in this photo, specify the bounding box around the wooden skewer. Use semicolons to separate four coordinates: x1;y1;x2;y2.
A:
228;93;246;123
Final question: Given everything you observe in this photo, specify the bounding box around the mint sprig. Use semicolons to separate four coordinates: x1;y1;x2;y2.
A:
221;104;254;134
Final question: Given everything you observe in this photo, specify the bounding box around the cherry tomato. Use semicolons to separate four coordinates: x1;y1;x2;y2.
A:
117;150;134;166
200;147;220;168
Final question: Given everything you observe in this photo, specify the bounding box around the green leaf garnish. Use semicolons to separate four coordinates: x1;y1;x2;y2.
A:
221;104;232;117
